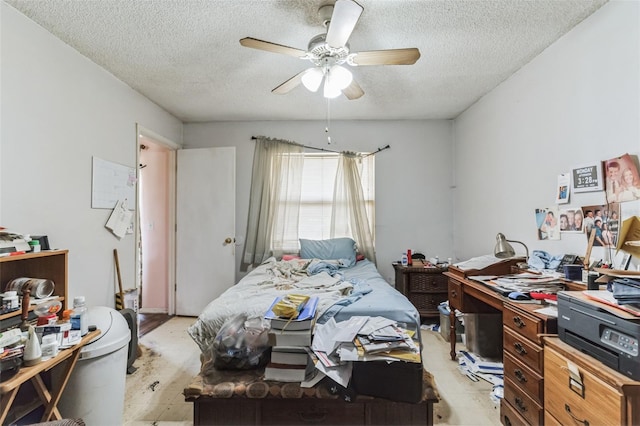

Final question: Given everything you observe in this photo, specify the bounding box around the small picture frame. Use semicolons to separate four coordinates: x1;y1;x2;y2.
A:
616;252;632;270
556;173;570;204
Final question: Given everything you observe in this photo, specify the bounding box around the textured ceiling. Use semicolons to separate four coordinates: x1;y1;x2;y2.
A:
5;0;608;122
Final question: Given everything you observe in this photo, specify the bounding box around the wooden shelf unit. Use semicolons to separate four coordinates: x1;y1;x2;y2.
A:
0;249;70;424
0;250;68;324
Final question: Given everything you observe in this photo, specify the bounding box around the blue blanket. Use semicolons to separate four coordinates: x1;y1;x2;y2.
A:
317;259;421;332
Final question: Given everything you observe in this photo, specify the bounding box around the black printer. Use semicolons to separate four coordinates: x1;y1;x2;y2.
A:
558;291;640;380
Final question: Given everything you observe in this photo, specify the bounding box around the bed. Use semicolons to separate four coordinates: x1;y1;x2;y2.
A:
185;238;437;425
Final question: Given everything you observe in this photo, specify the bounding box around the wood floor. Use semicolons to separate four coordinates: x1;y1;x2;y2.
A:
137;313;173;337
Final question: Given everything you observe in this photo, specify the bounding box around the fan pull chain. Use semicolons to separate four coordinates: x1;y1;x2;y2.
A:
325;97;332;144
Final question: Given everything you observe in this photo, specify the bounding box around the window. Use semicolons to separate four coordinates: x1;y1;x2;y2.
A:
279;152;375;253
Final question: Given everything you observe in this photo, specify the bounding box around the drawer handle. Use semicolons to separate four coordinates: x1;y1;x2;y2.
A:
565;404;589;426
514;397;527;413
451;289;457;298
503;415;512;426
297;410;328;423
512;316;526;328
514;342;527;355
514;369;527;383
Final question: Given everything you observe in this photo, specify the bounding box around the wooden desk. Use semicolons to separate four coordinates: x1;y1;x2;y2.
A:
443;260;519;360
1;329;100;424
444;261;585;425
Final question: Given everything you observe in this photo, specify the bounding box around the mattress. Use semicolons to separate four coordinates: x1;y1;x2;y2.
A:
187;257;420;357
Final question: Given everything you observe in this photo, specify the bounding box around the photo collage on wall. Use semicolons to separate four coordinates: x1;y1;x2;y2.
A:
604;153;640;203
547;153;640;244
581;203;619;247
535;207;560;241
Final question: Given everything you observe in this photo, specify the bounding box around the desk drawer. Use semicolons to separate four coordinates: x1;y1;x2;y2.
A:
503;327;543;373
410;293;447;316
447;279;462;311
503;304;543;343
544;345;622;426
409;274;448;293
504;377;543;426
544;410;563;426
503;352;543;403
500;398;531;426
262;400;365;425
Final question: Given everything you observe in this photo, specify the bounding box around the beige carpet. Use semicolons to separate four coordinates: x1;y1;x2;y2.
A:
123;316;500;425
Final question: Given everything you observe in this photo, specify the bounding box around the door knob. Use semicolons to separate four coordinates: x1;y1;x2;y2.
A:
224;237;234;245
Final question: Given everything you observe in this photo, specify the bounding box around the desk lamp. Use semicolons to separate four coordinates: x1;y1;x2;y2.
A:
494;233;529;262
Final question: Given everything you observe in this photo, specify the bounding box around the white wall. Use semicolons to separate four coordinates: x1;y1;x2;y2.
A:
183;120;454;285
1;3;182;307
3;0;635;310
452;0;639;265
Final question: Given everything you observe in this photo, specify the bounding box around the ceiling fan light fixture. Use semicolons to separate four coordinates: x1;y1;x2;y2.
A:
301;67;324;92
329;64;352;90
323;74;342;98
240;0;420;100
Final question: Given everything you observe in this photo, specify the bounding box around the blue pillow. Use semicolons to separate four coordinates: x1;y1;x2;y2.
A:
299;238;357;267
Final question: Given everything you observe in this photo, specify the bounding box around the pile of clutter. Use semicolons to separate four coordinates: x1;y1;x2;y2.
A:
457;350;504;404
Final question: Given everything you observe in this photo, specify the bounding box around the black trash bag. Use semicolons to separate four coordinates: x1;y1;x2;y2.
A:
211;314;271;370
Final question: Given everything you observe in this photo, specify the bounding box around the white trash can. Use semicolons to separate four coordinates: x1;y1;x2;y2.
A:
57;306;131;425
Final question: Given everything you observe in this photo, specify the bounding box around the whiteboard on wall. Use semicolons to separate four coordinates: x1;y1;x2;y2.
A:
91;156;136;210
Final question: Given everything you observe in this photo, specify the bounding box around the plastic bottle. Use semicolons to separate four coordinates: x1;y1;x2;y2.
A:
2;291;19;311
40;333;59;360
58;309;74;346
401;253;408;266
28;240;41;253
23;325;42;366
407;249;413;266
71;296;88;336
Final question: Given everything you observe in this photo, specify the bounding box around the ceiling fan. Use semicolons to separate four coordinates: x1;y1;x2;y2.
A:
239;0;421;100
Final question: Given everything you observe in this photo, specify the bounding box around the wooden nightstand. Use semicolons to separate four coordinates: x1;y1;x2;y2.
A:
393;260;448;320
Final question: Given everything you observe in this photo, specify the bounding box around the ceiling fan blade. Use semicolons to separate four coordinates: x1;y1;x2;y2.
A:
240;37;306;58
352;48;421;66
342;79;364;100
272;70;306;94
326;0;363;48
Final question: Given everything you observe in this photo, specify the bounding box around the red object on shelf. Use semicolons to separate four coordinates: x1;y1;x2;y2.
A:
37;313;58;326
407;249;412;266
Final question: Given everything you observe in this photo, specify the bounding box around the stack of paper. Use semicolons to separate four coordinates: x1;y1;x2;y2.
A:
310;316;421;388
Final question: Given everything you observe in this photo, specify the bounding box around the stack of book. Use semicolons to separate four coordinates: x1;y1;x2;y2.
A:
264;295;318;382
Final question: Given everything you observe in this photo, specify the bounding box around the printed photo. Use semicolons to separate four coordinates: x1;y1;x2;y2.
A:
556;173;570;204
559;208;584;233
605;153;640;203
535;207;560;240
581;203;620;247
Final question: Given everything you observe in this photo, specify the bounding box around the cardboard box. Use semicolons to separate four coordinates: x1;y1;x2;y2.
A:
123;288;139;312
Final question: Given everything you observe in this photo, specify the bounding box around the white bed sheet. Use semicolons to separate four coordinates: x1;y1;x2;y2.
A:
187;257;419;355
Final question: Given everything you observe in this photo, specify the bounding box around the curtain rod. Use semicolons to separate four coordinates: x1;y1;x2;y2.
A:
251;136;390;156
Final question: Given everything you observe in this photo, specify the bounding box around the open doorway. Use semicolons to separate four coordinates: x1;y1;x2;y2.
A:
136;125;179;315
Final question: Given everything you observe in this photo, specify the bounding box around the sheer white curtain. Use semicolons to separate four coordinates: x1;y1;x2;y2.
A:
332;152;377;264
242;137;304;268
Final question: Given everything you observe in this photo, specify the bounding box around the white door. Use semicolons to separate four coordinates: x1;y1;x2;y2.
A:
176;147;236;316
